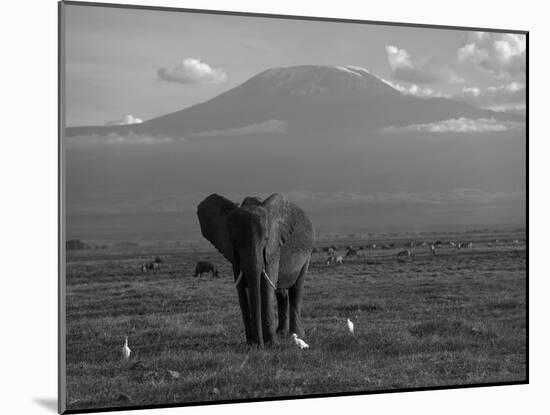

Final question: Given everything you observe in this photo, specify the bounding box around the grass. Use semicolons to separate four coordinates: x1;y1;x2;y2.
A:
64;233;526;410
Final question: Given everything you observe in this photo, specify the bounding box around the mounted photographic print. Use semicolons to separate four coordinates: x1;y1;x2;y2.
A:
59;1;528;413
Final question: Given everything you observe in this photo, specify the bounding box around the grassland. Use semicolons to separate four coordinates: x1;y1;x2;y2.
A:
64;231;526;411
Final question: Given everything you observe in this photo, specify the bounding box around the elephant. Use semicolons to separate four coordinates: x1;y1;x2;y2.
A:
197;193;315;348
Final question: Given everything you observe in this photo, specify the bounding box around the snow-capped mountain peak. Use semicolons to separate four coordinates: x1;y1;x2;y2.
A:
243;64;396;97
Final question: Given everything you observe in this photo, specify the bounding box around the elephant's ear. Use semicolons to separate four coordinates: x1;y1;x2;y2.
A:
197;194;238;263
262;193;293;248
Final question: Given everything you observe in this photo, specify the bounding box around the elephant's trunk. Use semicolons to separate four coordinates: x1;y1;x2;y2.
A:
239;256;264;347
248;268;263;347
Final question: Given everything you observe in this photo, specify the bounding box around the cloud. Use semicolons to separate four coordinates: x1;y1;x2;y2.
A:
187;120;288;138
382;117;525;134
65;120;287;147
281;189;525;209
157;58;227;84
455;82;525;112
381;78;450;98
457;32;526;78
67;188;525;217
485;103;526;114
66;132;175;147
385;45;440;84
104;114;143;126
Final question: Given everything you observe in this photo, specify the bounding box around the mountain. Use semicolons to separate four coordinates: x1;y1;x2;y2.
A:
66;64;523;138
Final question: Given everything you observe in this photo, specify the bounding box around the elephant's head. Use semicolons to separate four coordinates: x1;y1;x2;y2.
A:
197;193;291;345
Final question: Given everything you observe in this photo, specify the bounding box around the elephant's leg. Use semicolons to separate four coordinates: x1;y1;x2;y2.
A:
276;289;289;337
236;284;253;344
233;266;252;344
289;258;310;338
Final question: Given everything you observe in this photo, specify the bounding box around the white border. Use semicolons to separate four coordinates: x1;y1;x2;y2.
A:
2;1;545;414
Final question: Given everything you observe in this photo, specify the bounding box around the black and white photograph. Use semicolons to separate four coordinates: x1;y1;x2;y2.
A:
59;1;527;412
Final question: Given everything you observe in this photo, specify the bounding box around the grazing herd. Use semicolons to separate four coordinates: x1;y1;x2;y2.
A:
138;237;524;279
319;238;523;266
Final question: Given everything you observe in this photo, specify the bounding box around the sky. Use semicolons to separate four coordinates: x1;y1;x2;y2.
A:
64;4;526;127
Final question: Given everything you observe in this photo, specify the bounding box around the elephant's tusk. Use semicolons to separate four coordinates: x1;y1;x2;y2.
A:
234;271;243;287
262;270;277;289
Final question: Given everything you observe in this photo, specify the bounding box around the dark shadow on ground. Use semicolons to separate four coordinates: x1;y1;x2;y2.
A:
34;398;57;413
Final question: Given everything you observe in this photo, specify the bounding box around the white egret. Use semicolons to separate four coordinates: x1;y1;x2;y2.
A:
347;318;354;334
122;336;131;360
291;333;309;349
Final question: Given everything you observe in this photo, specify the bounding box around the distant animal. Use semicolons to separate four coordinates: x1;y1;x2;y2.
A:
154;257;163;264
513;239;519;245
408;241;415;248
346;318;354;334
381;244;391;250
430;244;436;255
312;246;320;253
449;241;456;248
141;262;160;272
291;333;309;350
322;246;336;255
121;336;131;361
397;249;411;259
345;248;357;258
421;241;427;246
326;254;343;266
466;242;473;248
434;240;443;246
388;243;395;248
487;242;493;247
371;243;377;249
194;261;219;278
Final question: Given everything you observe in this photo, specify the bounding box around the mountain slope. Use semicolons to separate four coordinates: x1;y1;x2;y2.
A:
66;65;523;138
